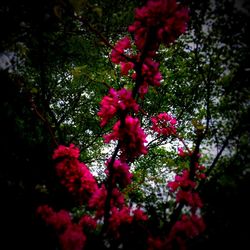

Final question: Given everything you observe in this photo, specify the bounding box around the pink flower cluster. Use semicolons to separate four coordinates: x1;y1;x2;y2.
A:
110;36;135;76
195;162;206;180
53;144;98;201
87;175;148;233
110;36;132;64
110;40;163;98
151;112;177;136
168;214;205;249
98;88;139;127
176;189;203;208
108;206;148;238
59;225;86;250
88;184;107;218
104;115;148;161
132;58;162;98
178;147;192;158
53;143;80;159
37;205;88;250
88;184;125;218
167;169;203;208
128;0;189;54
165;150;207;248
167;169;196;192
79;215;97;232
105;159;132;188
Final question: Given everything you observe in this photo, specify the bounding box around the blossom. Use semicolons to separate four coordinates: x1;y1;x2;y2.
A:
108;206;133;237
151;112;177;136
195;164;206;180
167;170;196;192
148;236;164;250
36;205;71;231
105;159;132;188
169;214;206;240
88;185;125;218
176;190;203;208
120;61;135;75
98;88;139;127
52;144;80;159
178;147;189;158
110;36;132;64
129;0;189;54
37;205;87;250
55;158;98;201
132;57;162;98
104;115;148;161
88;184;107;218
59;224;86;250
133;208;148;221
52;144;98;201
79;215;97;231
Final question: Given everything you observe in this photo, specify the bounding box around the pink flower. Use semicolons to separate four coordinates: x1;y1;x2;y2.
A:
36;205;71;231
37;205;88;250
88;185;126;219
176;190;203;208
147;236;164;250
104;115;148;161
52;144;98;201
134;57;162;98
129;0;189;54
79;215;97;231
120;61;135;75
169;213;206;240
36;204;54;219
195;164;206;180
59;224;86;250
105;159;133;188
88;184;107;218
167;169;196;192
111;188;125;208
151;112;177;136
110;36;132;64
108;206;133;237
98;88;139;127
133;208;148;221
52;144;80;159
178;147;188;157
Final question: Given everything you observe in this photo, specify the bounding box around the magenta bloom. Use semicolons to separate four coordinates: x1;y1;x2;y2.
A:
59;224;86;250
104;115;148;161
129;0;189;53
110;36;132;64
167;169;196;192
132;57;162;98
52;144;98;202
105;159;133;188
88;184;107;218
79;214;97;231
52;143;80;159
37;205;71;231
176;190;203;208
151;112;177;136
108;206;133;237
55;158;98;201
98;88;139;127
133;208;148;221
169;213;206;240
